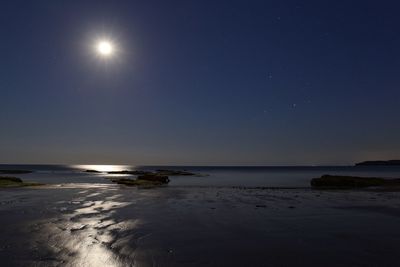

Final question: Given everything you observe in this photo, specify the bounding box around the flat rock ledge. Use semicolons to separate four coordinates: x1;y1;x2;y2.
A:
311;174;400;189
110;174;170;187
0;177;43;188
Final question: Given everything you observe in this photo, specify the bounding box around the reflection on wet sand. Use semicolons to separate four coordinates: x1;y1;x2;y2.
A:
32;185;138;267
2;184;400;266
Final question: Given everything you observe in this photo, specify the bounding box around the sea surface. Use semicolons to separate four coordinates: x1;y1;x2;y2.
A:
2;164;400;187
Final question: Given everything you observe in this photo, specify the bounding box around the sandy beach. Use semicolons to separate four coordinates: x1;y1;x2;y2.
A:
1;183;400;267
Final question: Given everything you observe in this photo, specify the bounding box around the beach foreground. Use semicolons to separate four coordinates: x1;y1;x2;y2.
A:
1;184;400;267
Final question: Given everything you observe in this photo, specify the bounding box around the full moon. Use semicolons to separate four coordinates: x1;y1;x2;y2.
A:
97;41;114;56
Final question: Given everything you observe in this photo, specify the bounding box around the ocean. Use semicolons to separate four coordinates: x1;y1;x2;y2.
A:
2;164;400;187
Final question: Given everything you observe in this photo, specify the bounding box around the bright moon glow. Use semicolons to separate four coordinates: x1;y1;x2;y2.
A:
97;41;114;56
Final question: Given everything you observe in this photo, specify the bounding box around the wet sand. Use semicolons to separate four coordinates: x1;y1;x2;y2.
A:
1;184;400;266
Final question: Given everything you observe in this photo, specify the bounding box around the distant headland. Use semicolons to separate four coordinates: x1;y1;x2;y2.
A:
355;160;400;166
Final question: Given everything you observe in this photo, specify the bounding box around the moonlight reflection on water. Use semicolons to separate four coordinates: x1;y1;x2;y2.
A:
33;185;139;266
72;165;134;173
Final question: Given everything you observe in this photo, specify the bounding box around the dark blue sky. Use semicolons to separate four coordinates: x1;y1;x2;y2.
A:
1;0;399;165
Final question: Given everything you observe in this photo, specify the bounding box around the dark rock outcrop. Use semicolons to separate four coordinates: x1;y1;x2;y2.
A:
106;169;202;177
311;175;400;188
0;177;23;183
85;170;102;173
109;173;170;187
0;170;33;174
107;170;152;175
0;177;43;187
137;174;170;183
106;169;204;187
111;176;169;187
155;169;195;176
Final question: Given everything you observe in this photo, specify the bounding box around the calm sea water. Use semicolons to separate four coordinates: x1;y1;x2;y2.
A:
2;164;400;187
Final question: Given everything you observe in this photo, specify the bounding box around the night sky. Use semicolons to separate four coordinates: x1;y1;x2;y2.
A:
1;1;399;165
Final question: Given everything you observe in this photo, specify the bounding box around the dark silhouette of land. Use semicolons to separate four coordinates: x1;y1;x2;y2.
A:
355;160;400;166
